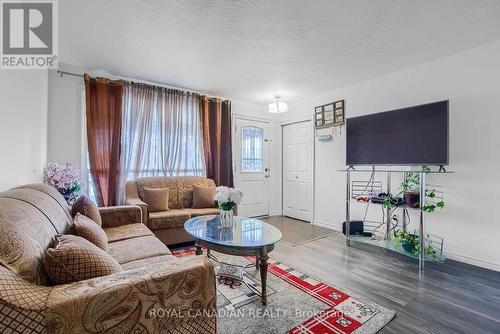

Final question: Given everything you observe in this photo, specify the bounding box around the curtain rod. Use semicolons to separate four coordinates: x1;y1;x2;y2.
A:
57;70;83;78
56;70;227;100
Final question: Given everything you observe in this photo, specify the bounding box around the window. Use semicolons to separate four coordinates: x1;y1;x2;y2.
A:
84;85;206;205
241;126;263;172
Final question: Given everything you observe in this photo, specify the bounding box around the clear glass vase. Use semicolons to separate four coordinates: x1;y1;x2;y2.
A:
219;208;234;228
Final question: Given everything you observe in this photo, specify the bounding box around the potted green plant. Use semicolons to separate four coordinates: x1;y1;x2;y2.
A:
383;165;445;213
392;229;440;261
400;171;420;208
382;166;445;261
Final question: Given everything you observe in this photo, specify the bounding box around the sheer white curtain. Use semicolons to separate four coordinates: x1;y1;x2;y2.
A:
117;85;205;203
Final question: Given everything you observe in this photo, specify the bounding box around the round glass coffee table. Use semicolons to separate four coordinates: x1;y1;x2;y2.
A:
184;215;282;305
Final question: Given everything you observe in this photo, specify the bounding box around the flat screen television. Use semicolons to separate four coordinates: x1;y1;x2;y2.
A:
346;100;449;166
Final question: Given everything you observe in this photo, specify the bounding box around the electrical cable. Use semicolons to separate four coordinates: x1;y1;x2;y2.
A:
353;168;376;199
362;170;376;222
391;215;399;232
362;198;371;222
371;205;386;239
405;207;411;225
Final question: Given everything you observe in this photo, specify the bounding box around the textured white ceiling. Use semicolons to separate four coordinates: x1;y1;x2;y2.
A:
60;0;500;104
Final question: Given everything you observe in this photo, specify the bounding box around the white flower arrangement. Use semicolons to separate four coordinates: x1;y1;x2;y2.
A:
214;186;243;210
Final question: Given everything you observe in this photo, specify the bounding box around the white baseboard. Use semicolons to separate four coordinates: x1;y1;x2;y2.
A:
444;251;500;272
313;220;341;231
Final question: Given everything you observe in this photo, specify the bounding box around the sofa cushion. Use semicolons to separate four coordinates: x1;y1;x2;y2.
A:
153;227;195;246
16;183;72;221
71;195;102;226
177;177;217;209
45;234;121;284
136;178;179;209
183;208;220;217
133;176;217;210
6;187;72;233
121;254;178;271
71;213;108;250
148;210;191;229
104;223;153;243
107;235;171;264
192;186;217;208
142;187;169;212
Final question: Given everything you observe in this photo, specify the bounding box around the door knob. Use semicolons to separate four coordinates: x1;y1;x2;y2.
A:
295;176;298;179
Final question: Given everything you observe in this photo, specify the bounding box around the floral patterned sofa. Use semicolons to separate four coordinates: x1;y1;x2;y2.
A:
0;184;216;334
125;176;221;246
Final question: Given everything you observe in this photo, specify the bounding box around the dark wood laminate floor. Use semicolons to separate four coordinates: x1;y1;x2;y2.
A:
268;216;500;334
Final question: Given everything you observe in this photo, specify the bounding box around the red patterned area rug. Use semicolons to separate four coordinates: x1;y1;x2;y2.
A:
172;248;394;334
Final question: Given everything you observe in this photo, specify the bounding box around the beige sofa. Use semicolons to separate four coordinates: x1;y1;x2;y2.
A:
125;176;221;246
0;184;216;334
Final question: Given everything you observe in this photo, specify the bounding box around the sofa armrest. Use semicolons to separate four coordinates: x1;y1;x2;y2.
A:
125;198;148;225
0;266;52;311
0;266;54;332
47;256;216;333
125;180;149;225
99;205;143;228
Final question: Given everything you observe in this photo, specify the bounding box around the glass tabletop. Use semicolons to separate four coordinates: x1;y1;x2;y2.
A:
184;215;282;248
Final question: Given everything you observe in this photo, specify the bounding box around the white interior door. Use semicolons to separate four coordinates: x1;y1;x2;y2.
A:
234;118;270;217
282;121;313;221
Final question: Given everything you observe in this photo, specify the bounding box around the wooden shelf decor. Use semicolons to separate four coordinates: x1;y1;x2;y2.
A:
314;99;345;129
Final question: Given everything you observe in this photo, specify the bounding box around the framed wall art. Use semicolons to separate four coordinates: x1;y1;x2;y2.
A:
314;99;345;129
334;100;345;125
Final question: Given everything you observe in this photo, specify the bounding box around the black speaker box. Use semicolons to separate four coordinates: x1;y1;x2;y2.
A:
342;220;364;235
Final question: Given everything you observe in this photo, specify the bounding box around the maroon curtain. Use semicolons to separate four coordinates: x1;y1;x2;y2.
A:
201;96;234;187
84;74;123;206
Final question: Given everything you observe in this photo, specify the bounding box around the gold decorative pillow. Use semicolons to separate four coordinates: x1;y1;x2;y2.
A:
45;234;121;284
142;187;169;212
71;213;108;250
192;185;216;208
71;195;102;226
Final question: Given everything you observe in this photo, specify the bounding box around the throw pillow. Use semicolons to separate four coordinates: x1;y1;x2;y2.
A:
45;234;121;284
192;185;217;208
71;213;108;251
142;187;169;212
71;195;102;226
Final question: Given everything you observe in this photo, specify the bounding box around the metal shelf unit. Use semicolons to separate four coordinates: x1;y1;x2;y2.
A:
339;168;454;270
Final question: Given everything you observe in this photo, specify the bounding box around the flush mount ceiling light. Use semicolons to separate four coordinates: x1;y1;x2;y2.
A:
268;96;288;113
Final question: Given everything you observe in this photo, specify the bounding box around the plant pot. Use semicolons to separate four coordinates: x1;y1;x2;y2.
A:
404;192;420;208
401;239;416;253
219;208;234;228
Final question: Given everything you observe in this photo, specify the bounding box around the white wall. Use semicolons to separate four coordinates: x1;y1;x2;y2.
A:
47;70;85;166
0;70;48;190
275;40;500;271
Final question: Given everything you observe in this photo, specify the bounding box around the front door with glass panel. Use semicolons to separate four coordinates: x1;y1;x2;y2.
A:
234;118;270;217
